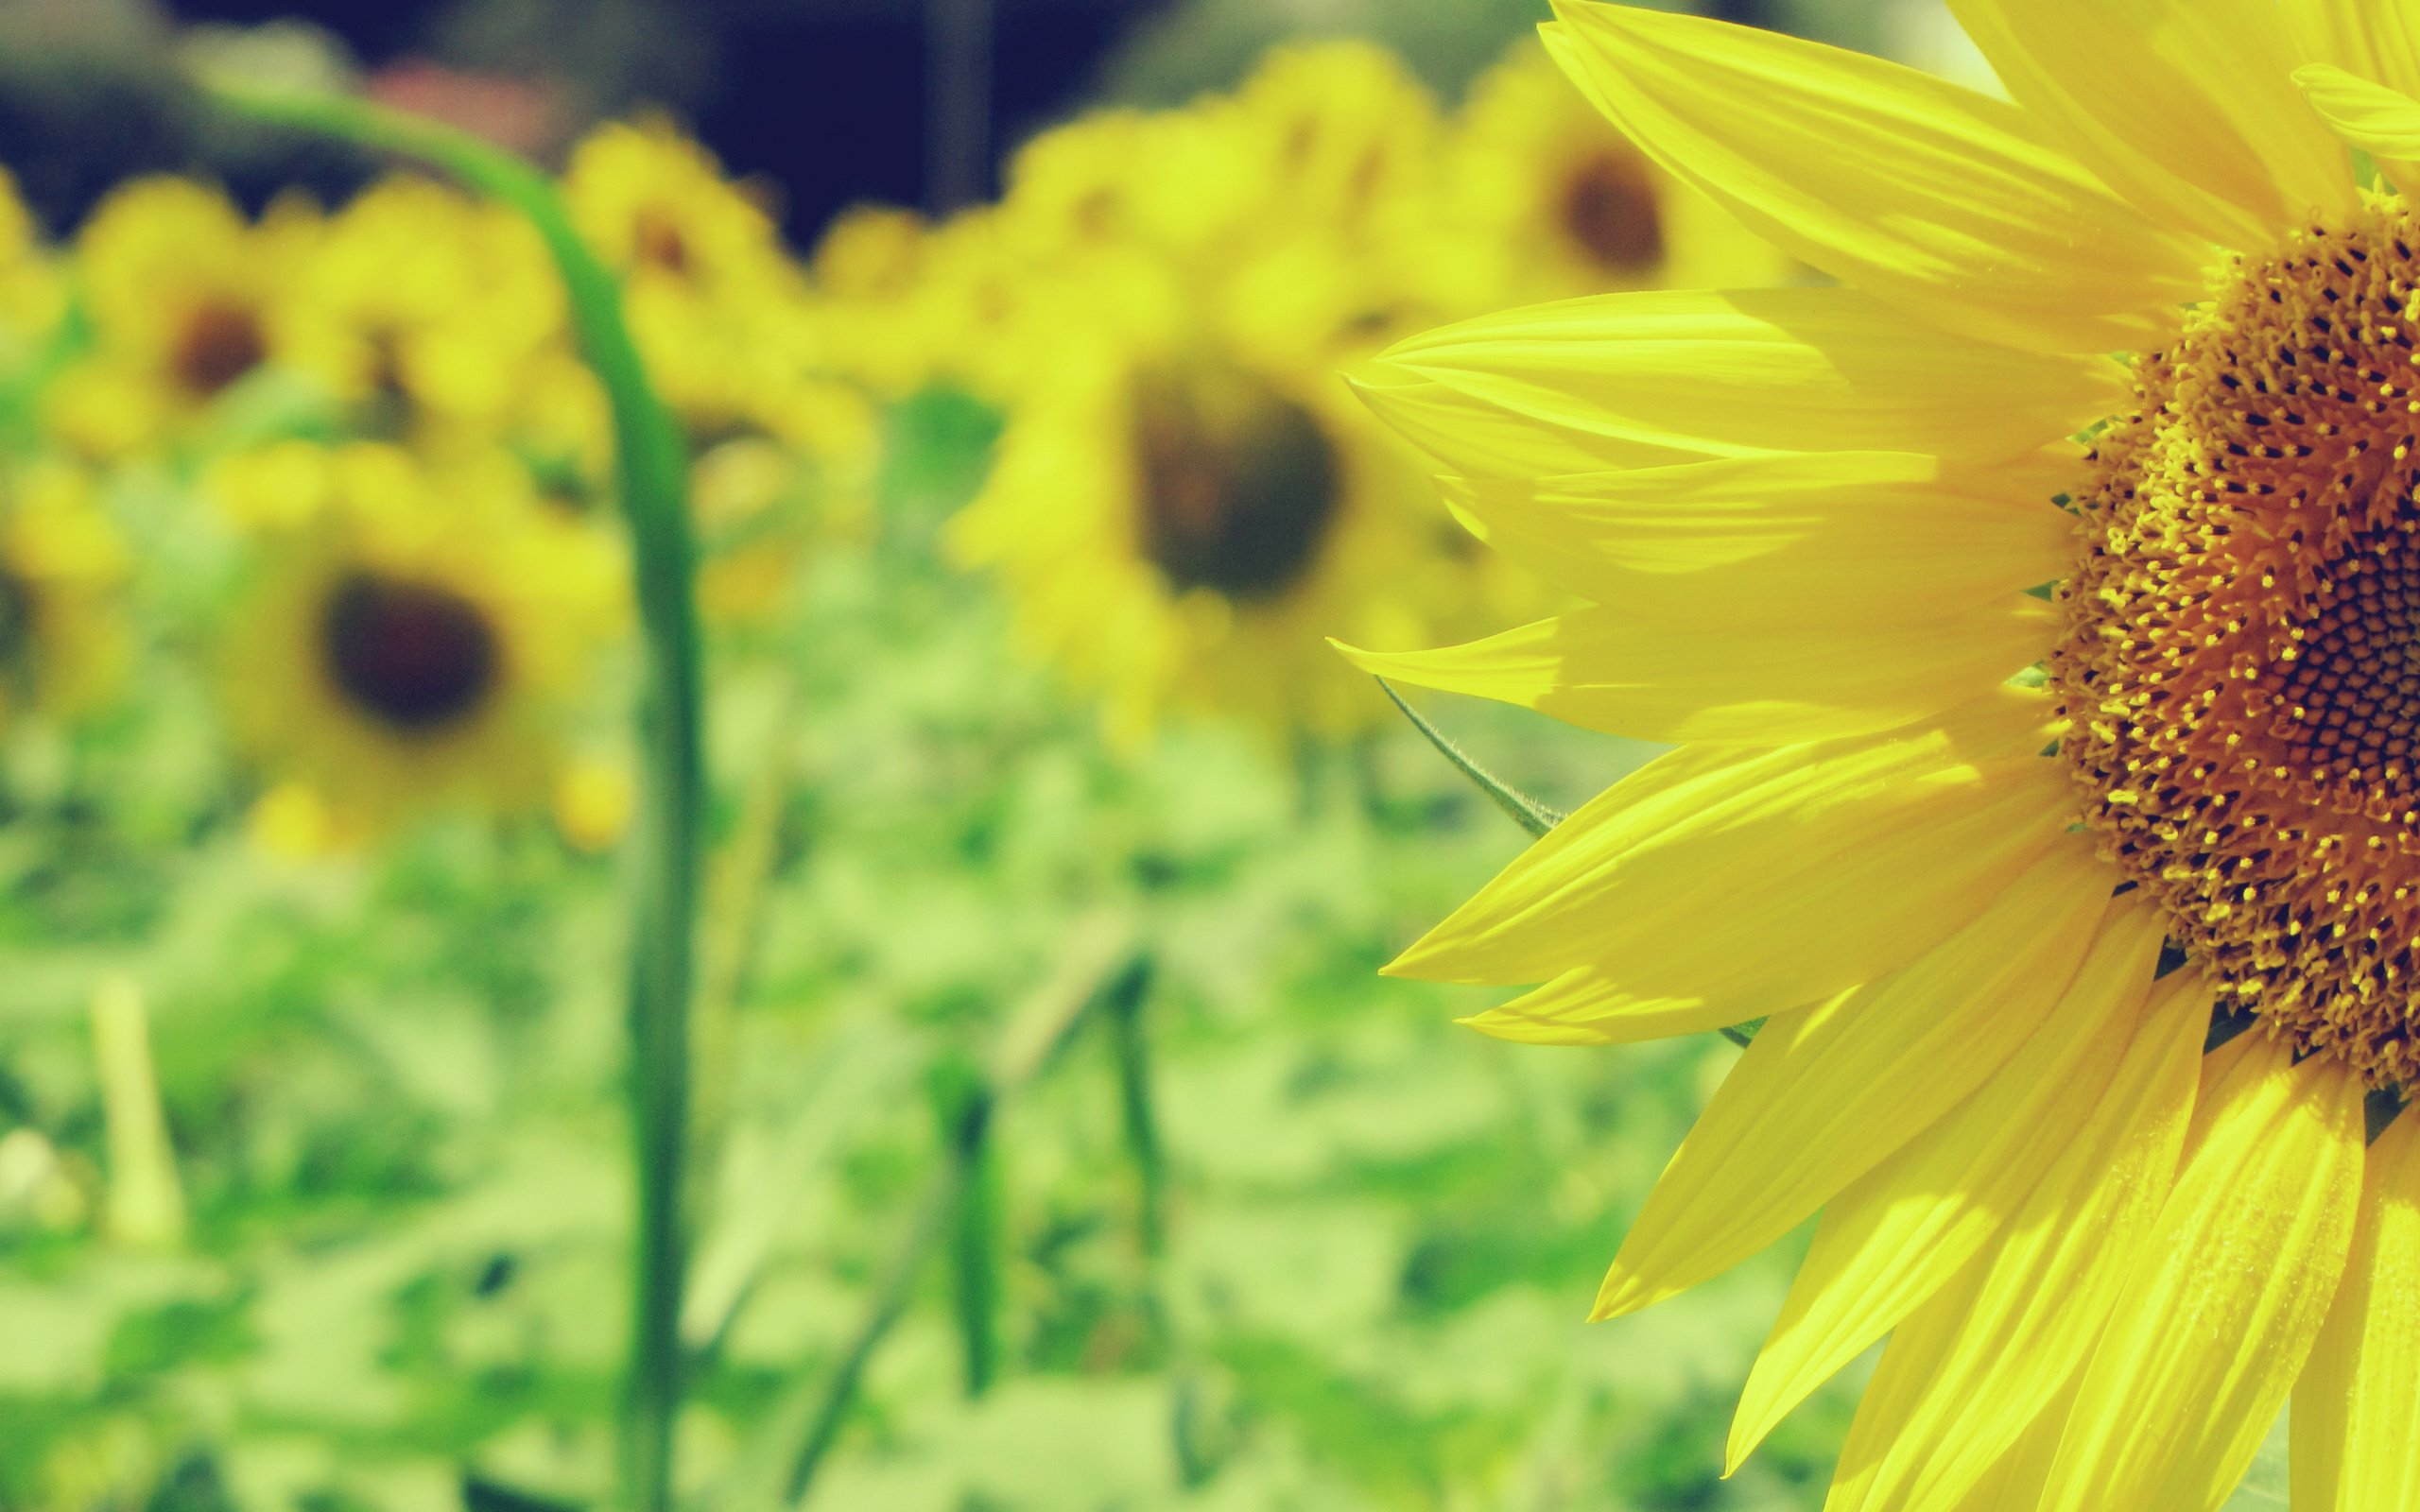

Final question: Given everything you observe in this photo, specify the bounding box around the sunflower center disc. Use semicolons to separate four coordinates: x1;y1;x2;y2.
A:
320;571;501;732
172;299;268;398
1131;364;1340;601
1559;148;1664;273
2053;202;2420;1088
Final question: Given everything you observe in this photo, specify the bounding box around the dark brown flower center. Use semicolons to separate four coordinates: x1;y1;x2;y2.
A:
1559;148;1664;274
320;571;500;731
172;299;268;398
1131;366;1340;601
633;207;692;276
2053;203;2420;1088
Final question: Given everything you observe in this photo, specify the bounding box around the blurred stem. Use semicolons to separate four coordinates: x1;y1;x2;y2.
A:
775;920;1140;1507
693;682;803;1185
933;1056;1002;1398
199;83;704;1512
91;974;186;1248
1103;957;1164;1258
1098;956;1217;1483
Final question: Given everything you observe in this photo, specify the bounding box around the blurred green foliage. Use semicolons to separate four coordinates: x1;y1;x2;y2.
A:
0;384;1872;1510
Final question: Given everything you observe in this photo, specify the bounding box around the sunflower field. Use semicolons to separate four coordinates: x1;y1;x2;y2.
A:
0;0;2382;1508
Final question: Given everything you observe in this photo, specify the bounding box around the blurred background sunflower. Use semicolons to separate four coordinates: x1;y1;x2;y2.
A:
0;5;2188;1512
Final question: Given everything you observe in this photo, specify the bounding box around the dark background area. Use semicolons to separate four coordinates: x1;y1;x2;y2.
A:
0;0;1774;248
0;0;1176;244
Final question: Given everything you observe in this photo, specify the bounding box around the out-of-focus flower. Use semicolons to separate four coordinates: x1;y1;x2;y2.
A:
940;43;1553;744
1442;39;1793;303
220;441;623;835
0;458;130;727
552;752;635;853
806;204;937;402
283;175;571;447
563;119;812;441
48;178;321;456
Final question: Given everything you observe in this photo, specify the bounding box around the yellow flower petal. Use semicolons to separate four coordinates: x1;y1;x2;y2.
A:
2292;0;2420;100
1724;898;2167;1471
1340;598;2048;746
1440;452;2078;610
1540;3;2202;353
1391;693;2069;1013
2294;63;2420;199
1823;969;2209;1512
1360;286;2122;479
2036;1033;2367;1512
1591;835;2118;1321
1947;0;2352;250
2290;1107;2420;1512
1459;965;1775;1046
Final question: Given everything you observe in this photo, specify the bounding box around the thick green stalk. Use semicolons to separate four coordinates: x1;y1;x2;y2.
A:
201;83;703;1512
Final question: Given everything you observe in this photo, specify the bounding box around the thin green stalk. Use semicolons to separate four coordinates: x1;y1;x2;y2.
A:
1098;956;1217;1483
781;1162;969;1504
200;81;703;1512
771;922;1140;1507
932;1057;1002;1398
1102;958;1164;1258
1374;679;1564;838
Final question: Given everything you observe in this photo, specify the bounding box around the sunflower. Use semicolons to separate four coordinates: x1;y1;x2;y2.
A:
562;118;810;440
0;459;129;727
1442;39;1792;304
283;175;570;445
1348;4;2420;1505
947;44;1538;741
222;442;622;832
49;178;320;456
0;165;64;382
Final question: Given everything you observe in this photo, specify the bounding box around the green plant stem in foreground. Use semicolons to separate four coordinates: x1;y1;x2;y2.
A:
201;81;704;1512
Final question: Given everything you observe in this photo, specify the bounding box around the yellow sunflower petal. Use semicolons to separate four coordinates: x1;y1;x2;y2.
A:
1360;286;2122;479
2035;1032;2367;1512
1539;3;2201;353
2290;1107;2420;1512
1391;693;2070;1016
1339;598;2048;746
1723;898;2167;1471
2294;63;2420;198
1459;965;1775;1046
1823;969;2210;1512
2292;0;2420;101
1591;835;2117;1321
1439;452;2078;610
1947;0;2352;250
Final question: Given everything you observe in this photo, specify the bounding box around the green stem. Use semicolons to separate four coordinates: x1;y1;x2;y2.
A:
781;1161;968;1505
773;924;1140;1507
200;82;704;1512
1374;679;1564;838
932;1057;1002;1399
1102;958;1164;1258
